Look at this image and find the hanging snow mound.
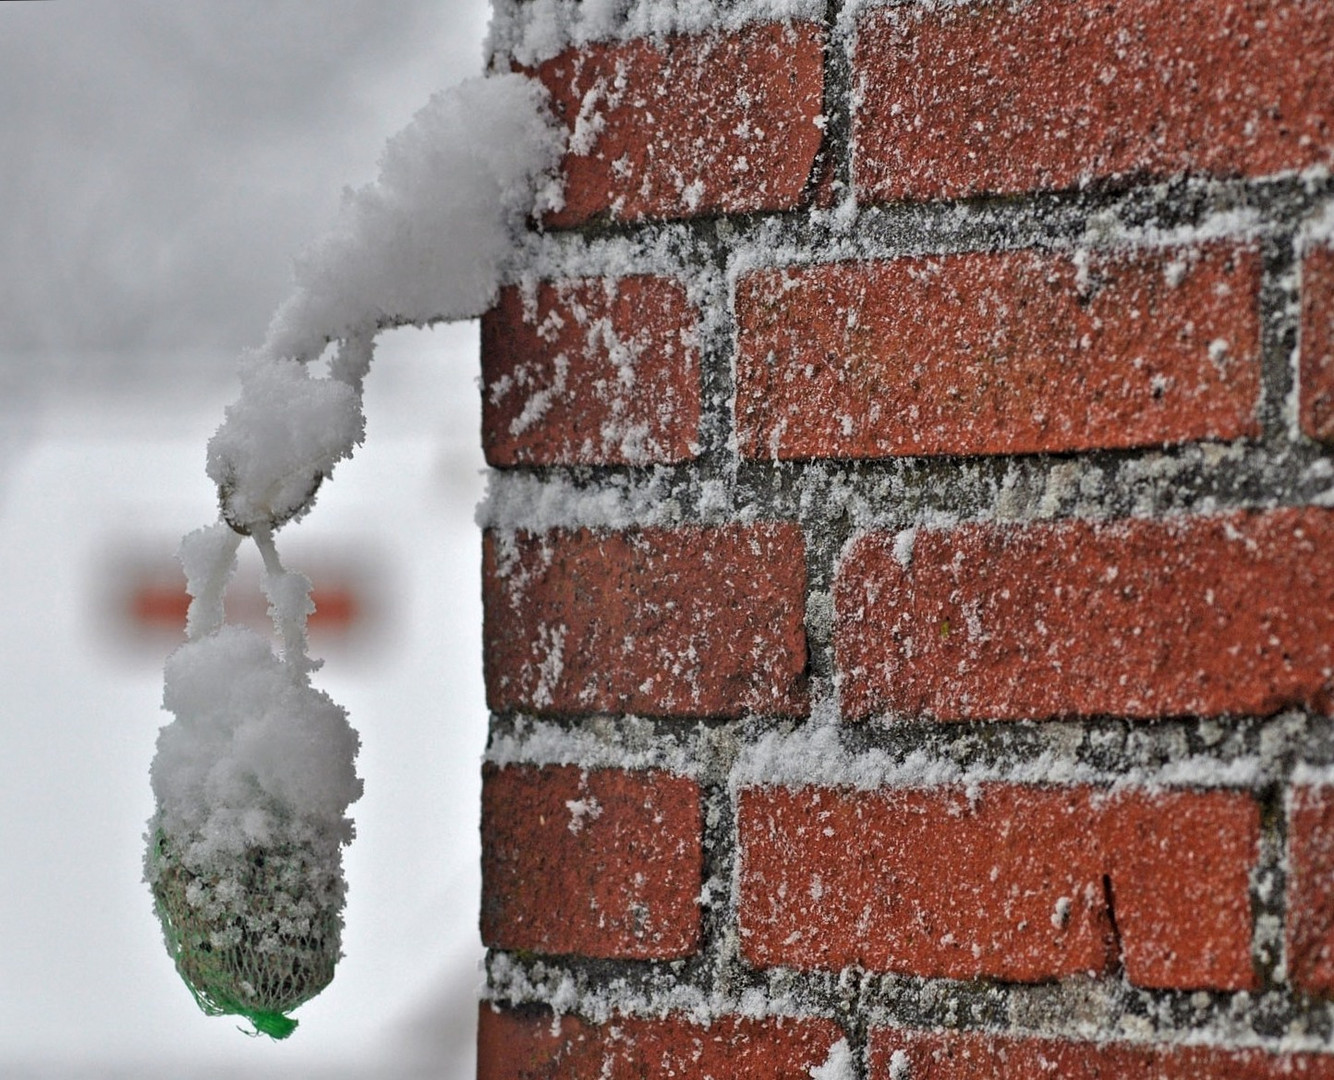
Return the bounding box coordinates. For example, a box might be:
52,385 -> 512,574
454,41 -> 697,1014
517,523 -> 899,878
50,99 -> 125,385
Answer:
207,74 -> 562,535
145,626 -> 362,1037
263,73 -> 566,364
151,627 -> 362,846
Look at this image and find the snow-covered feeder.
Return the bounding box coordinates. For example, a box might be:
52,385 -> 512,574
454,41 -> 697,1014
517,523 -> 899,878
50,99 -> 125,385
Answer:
146,622 -> 362,1038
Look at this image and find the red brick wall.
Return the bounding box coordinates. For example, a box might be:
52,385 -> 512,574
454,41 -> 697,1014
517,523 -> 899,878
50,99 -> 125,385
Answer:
476,0 -> 1334,1075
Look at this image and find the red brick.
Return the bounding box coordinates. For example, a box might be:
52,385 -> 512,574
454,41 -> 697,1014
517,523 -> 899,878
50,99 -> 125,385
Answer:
868,1028 -> 1334,1079
853,0 -> 1334,203
478,1006 -> 844,1080
738,783 -> 1257,990
482,277 -> 701,467
483,524 -> 808,718
1287,785 -> 1334,994
835,509 -> 1334,723
734,245 -> 1261,460
738,784 -> 1113,982
532,22 -> 824,227
480,765 -> 701,959
1101,789 -> 1259,990
1301,245 -> 1334,441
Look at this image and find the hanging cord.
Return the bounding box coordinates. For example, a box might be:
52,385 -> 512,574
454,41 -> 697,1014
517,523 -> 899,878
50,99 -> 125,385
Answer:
180,523 -> 243,642
251,523 -> 319,680
178,517 -> 317,680
189,326 -> 375,669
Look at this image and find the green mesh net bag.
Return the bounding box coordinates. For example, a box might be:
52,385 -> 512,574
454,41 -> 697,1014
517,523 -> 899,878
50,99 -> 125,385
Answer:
147,825 -> 346,1039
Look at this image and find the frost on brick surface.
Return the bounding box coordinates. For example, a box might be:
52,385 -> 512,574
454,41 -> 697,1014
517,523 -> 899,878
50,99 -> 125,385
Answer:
489,0 -> 824,67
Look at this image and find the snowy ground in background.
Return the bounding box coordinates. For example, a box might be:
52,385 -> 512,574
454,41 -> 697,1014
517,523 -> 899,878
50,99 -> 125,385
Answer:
0,324 -> 486,1078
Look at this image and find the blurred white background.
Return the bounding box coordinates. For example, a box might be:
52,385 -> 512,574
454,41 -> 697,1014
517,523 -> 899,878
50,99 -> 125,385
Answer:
1,2 -> 494,1076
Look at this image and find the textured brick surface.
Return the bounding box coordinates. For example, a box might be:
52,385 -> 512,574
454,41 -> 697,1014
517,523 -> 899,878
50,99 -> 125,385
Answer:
738,784 -> 1257,990
482,277 -> 701,466
868,1028 -> 1334,1079
478,1006 -> 845,1080
533,22 -> 824,226
1288,785 -> 1334,994
481,765 -> 701,959
1100,789 -> 1260,990
835,509 -> 1334,722
854,0 -> 1334,203
735,245 -> 1261,459
1302,245 -> 1334,441
483,524 -> 808,718
478,0 -> 1334,1057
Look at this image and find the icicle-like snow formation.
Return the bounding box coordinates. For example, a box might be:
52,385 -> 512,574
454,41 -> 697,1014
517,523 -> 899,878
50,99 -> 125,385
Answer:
145,73 -> 564,1038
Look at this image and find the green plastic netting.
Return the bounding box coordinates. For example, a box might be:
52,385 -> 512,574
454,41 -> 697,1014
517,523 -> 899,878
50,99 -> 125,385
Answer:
148,829 -> 343,1039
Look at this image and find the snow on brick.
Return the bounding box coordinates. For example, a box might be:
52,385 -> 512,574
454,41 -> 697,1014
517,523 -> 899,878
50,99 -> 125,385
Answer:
482,276 -> 701,466
483,524 -> 808,718
868,1028 -> 1334,1080
481,764 -> 701,959
477,1006 -> 844,1079
853,0 -> 1334,203
835,509 -> 1334,723
1302,244 -> 1334,442
734,245 -> 1262,460
1287,785 -> 1334,995
737,783 -> 1258,991
530,22 -> 824,226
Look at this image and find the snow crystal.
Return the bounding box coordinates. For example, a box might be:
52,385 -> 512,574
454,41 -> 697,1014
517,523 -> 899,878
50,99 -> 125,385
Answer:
891,526 -> 916,568
1301,198 -> 1334,247
565,795 -> 604,833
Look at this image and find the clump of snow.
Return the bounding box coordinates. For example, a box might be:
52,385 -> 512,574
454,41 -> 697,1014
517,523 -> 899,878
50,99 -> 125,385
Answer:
1301,198 -> 1334,248
207,350 -> 365,534
264,74 -> 565,362
810,1037 -> 856,1080
209,75 -> 562,536
178,522 -> 242,639
565,794 -> 604,833
891,526 -> 916,568
149,626 -> 362,862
